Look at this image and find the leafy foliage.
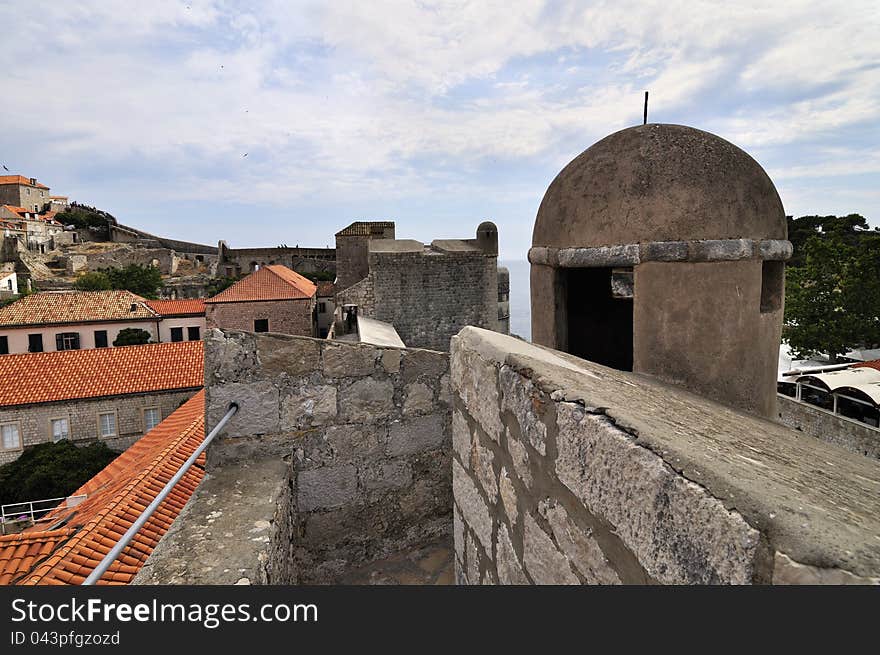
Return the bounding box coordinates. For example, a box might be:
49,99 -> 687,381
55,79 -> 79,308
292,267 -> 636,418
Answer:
112,327 -> 152,346
784,219 -> 880,362
106,264 -> 163,298
0,441 -> 118,507
302,270 -> 335,282
54,204 -> 113,239
73,271 -> 112,291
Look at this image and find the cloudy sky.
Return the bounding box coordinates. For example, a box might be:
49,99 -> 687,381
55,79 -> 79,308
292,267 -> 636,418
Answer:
3,1 -> 878,258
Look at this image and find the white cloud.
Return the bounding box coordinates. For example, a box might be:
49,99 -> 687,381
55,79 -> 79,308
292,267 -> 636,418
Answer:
1,0 -> 878,231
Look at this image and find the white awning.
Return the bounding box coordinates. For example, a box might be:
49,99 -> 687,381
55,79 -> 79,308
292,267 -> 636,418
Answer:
796,367 -> 880,404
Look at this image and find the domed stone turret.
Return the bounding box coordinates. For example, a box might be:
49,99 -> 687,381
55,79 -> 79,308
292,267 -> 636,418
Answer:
529,124 -> 791,418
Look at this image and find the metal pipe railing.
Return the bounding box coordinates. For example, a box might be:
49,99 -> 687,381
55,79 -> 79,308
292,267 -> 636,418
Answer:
82,402 -> 239,585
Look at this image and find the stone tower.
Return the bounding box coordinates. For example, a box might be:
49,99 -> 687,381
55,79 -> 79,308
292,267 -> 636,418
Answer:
529,123 -> 791,417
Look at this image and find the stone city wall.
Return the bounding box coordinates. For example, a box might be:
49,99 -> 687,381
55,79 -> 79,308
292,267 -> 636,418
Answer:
776,394 -> 880,460
450,327 -> 880,584
136,329 -> 452,584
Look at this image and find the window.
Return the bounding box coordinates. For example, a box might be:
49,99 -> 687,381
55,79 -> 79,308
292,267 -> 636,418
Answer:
143,407 -> 161,432
254,319 -> 269,333
50,417 -> 69,442
0,336 -> 7,355
98,412 -> 117,438
55,332 -> 80,351
317,302 -> 327,313
760,260 -> 784,313
94,330 -> 108,348
1,423 -> 21,451
170,327 -> 184,342
28,333 -> 43,353
187,326 -> 201,341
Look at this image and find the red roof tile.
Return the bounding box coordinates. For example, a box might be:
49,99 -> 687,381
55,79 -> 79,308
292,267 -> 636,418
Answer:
0,341 -> 203,407
145,298 -> 206,316
853,360 -> 880,373
0,175 -> 49,189
316,281 -> 335,297
0,290 -> 157,326
0,392 -> 207,585
206,264 -> 316,303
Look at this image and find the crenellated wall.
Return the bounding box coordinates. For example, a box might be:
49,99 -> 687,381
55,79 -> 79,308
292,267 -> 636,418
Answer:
450,327 -> 880,584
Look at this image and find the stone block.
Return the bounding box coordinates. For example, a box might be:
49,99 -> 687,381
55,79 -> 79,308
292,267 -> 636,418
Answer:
257,334 -> 322,378
387,414 -> 447,457
451,346 -> 502,441
499,466 -> 518,525
557,244 -> 640,267
688,238 -> 753,261
506,427 -> 532,488
452,408 -> 471,468
400,349 -> 448,383
208,380 -> 279,438
496,523 -> 529,584
403,381 -> 434,416
500,366 -> 548,455
554,403 -> 760,584
471,441 -> 498,504
205,329 -> 259,385
523,512 -> 580,584
297,464 -> 358,512
640,240 -> 688,262
323,344 -> 377,377
540,500 -> 620,584
771,552 -> 879,585
362,459 -> 413,491
380,349 -> 401,373
280,385 -> 337,429
453,459 -> 492,552
324,424 -> 383,459
338,378 -> 394,423
437,373 -> 452,406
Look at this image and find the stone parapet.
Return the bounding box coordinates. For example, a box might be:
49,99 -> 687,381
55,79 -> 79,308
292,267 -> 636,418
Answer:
450,326 -> 880,584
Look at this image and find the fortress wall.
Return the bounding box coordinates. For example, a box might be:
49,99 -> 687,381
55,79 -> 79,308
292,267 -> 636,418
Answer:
450,327 -> 880,584
776,394 -> 880,460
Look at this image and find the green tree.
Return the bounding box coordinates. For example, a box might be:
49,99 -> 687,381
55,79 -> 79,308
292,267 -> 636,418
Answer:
106,264 -> 163,298
205,276 -> 238,297
784,234 -> 880,362
73,271 -> 112,291
112,327 -> 152,346
0,441 -> 118,507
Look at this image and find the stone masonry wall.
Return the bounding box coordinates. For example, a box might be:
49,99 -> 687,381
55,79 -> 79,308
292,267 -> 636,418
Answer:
365,250 -> 498,351
190,329 -> 452,583
777,394 -> 880,460
205,298 -> 315,337
0,389 -> 198,465
450,327 -> 880,584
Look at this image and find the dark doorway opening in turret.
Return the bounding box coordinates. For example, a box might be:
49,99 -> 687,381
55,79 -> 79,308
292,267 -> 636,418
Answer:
563,267 -> 633,371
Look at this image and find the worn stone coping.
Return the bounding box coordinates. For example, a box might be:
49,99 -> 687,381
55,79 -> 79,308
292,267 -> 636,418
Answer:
528,239 -> 792,267
454,327 -> 880,578
368,238 -> 424,253
356,315 -> 406,348
430,239 -> 482,253
133,458 -> 289,585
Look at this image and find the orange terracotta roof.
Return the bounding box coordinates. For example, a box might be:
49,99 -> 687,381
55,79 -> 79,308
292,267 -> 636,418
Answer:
335,221 -> 394,237
0,530 -> 73,585
0,392 -> 206,585
1,205 -> 28,218
0,341 -> 203,407
206,264 -> 316,303
316,281 -> 335,297
853,360 -> 880,373
145,298 -> 206,316
0,290 -> 157,326
0,175 -> 49,189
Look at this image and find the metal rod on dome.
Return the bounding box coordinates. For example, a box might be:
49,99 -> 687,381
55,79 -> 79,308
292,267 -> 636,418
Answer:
643,91 -> 649,125
82,402 -> 239,585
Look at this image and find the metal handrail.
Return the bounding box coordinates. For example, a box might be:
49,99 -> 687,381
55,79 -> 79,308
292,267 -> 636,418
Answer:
82,402 -> 239,585
1,494 -> 87,523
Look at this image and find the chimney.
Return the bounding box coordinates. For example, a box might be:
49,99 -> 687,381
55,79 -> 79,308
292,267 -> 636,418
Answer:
29,178 -> 37,186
